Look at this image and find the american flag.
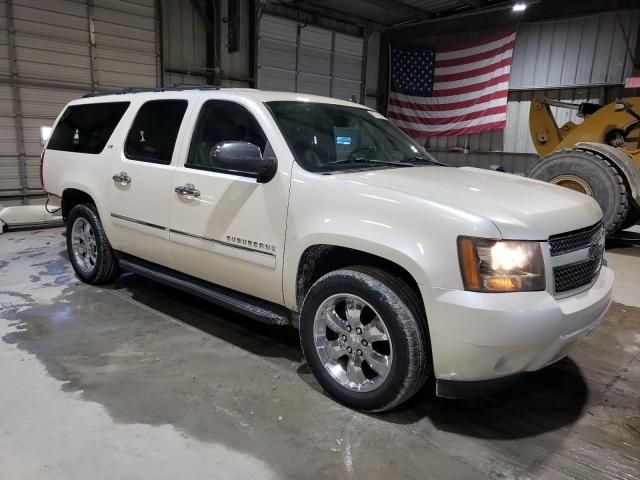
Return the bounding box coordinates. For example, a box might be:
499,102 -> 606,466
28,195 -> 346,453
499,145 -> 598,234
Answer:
387,30 -> 516,137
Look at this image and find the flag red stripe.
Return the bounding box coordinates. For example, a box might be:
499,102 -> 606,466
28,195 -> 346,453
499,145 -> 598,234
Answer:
400,121 -> 508,138
434,57 -> 513,82
387,105 -> 507,126
432,73 -> 511,97
435,41 -> 515,69
389,90 -> 508,112
436,30 -> 515,54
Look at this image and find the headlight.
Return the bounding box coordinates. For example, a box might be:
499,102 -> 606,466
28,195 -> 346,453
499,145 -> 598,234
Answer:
458,237 -> 545,292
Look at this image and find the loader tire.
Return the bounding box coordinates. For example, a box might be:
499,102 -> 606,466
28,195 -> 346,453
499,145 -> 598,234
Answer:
620,207 -> 640,231
528,149 -> 629,235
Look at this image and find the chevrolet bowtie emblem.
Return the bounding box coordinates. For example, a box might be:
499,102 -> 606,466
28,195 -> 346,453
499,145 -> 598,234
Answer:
589,240 -> 603,260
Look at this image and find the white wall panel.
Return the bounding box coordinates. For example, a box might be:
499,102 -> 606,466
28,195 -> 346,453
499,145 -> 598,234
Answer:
258,13 -> 363,101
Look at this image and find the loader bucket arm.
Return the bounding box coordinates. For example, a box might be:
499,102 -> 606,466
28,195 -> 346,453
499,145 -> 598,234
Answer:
529,97 -> 566,157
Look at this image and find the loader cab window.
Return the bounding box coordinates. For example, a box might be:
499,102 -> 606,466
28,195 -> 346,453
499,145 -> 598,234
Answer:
125,100 -> 188,165
186,100 -> 267,171
47,102 -> 130,154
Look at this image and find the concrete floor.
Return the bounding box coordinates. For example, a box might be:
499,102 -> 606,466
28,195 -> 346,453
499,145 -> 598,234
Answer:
1,227 -> 639,480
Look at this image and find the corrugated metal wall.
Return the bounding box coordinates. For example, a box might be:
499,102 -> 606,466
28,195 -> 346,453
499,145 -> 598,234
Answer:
421,8 -> 640,171
162,0 -> 207,85
509,11 -> 639,88
257,13 -> 363,102
218,0 -> 252,87
162,0 -> 252,87
0,0 -> 159,203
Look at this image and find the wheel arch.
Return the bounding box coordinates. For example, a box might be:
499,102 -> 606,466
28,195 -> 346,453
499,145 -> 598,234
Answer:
61,188 -> 96,221
294,244 -> 426,320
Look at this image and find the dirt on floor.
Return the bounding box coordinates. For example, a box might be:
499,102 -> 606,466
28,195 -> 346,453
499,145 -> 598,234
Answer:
0,228 -> 639,480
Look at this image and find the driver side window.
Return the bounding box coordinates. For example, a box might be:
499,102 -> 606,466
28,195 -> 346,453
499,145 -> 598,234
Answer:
186,100 -> 267,171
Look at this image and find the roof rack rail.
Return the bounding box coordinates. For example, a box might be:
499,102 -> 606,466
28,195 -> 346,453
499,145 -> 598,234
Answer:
83,84 -> 220,98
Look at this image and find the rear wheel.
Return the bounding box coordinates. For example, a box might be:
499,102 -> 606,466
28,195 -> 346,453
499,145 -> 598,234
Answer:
528,149 -> 629,235
66,204 -> 119,284
299,266 -> 430,412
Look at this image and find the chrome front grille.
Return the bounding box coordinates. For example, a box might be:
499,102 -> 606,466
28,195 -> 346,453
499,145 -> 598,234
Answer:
548,221 -> 603,257
553,258 -> 602,293
549,220 -> 605,294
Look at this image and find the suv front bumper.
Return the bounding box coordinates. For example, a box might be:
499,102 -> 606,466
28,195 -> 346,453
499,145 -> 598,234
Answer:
421,263 -> 614,386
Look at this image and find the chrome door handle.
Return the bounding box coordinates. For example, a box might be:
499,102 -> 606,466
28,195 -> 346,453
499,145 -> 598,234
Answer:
175,183 -> 200,199
112,171 -> 131,185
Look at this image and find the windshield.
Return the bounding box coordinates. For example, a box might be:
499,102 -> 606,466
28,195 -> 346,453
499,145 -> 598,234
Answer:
267,101 -> 442,173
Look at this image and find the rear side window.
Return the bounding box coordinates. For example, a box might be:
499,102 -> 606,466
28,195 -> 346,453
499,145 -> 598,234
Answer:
125,100 -> 188,165
47,102 -> 129,154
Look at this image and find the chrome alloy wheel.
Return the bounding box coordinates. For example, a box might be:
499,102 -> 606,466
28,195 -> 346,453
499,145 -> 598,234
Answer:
313,294 -> 393,392
71,217 -> 97,274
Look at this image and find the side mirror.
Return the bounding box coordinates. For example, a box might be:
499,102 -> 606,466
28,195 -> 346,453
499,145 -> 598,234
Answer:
210,141 -> 276,183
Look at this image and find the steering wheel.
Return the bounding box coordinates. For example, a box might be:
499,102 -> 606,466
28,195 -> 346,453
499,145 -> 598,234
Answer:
347,146 -> 376,161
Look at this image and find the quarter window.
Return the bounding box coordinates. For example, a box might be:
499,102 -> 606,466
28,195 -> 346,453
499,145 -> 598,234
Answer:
125,100 -> 188,164
186,100 -> 267,171
47,102 -> 129,154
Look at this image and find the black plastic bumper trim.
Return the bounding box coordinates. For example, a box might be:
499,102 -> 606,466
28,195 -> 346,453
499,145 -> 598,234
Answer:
435,373 -> 526,399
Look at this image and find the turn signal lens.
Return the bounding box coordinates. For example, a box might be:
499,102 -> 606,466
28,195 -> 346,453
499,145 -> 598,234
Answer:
458,237 -> 545,292
486,276 -> 516,291
459,238 -> 480,290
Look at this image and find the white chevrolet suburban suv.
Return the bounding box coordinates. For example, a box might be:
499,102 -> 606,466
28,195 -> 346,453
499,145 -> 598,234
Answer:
43,86 -> 614,412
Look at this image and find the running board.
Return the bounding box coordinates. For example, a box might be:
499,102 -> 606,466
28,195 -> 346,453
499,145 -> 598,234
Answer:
118,254 -> 291,326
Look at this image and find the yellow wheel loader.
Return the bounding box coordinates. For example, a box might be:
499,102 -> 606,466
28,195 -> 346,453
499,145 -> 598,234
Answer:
527,96 -> 640,235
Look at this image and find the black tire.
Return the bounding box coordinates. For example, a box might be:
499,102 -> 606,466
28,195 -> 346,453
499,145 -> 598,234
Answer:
528,149 -> 629,235
66,204 -> 119,284
620,206 -> 640,231
299,266 -> 430,412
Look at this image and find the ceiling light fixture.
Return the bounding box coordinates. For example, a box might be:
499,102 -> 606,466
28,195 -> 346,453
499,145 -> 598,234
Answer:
513,3 -> 527,12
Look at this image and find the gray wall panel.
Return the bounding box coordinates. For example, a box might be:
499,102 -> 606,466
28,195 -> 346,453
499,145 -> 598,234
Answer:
1,0 -> 159,201
258,68 -> 296,91
260,39 -> 296,70
509,10 -> 639,89
258,13 -> 363,99
162,0 -> 206,84
298,73 -> 331,96
332,78 -> 361,102
218,0 -> 252,87
298,47 -> 332,76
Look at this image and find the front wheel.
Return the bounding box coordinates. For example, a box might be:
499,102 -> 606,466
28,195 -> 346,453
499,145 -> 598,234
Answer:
299,267 -> 431,412
66,204 -> 119,284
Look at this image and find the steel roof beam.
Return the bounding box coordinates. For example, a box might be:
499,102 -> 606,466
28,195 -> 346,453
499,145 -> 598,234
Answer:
350,0 -> 433,20
273,1 -> 387,30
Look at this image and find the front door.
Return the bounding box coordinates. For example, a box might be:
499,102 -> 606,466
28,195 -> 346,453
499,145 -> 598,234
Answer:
169,99 -> 290,304
109,98 -> 189,266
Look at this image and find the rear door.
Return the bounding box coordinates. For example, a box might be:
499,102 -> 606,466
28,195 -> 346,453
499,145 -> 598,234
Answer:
108,98 -> 191,266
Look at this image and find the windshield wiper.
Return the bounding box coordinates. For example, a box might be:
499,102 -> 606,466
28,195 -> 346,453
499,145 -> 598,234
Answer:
400,155 -> 447,166
324,158 -> 415,168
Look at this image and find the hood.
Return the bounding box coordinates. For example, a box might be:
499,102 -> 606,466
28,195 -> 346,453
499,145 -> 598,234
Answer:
337,166 -> 602,239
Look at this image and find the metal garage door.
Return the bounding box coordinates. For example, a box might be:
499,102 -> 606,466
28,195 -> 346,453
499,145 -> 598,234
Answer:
257,14 -> 363,102
0,0 -> 159,203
